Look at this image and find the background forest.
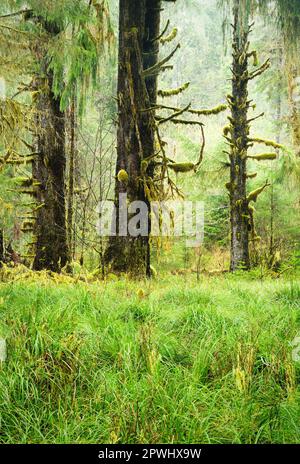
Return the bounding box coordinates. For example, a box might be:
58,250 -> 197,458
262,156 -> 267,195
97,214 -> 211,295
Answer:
0,0 -> 299,446
0,0 -> 299,276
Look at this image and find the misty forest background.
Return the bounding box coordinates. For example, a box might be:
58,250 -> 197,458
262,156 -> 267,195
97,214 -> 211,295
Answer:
0,0 -> 300,445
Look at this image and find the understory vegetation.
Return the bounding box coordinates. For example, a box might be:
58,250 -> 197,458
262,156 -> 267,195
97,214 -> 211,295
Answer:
0,271 -> 299,444
0,0 -> 300,446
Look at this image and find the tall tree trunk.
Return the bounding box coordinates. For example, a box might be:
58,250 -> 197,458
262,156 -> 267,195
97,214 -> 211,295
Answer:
32,21 -> 69,272
67,90 -> 77,261
270,48 -> 283,259
228,2 -> 251,271
105,0 -> 160,277
286,60 -> 300,157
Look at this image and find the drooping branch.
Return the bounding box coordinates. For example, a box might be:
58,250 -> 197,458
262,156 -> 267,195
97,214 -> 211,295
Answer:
247,153 -> 277,161
151,19 -> 170,43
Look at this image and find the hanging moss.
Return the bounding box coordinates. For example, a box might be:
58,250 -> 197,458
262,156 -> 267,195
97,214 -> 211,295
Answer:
158,82 -> 190,98
117,169 -> 129,183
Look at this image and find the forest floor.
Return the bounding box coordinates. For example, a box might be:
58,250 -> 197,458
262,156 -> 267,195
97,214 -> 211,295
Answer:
0,272 -> 299,444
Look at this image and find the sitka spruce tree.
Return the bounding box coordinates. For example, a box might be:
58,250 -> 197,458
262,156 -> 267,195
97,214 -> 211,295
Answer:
31,19 -> 69,272
225,0 -> 284,271
105,0 -> 164,278
0,1 -> 111,272
106,0 -> 226,278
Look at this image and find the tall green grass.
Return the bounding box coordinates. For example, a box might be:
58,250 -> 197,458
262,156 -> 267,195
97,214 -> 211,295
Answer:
0,275 -> 299,443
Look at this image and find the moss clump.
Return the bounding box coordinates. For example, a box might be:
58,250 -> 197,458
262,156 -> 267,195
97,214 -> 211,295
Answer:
246,172 -> 258,179
137,288 -> 145,299
248,153 -> 277,161
247,183 -> 270,203
161,28 -> 178,45
117,169 -> 129,183
141,160 -> 148,175
168,162 -> 195,173
223,126 -> 231,136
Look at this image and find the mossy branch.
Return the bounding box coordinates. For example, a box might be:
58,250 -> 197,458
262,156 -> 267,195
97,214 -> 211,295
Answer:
247,153 -> 277,161
189,104 -> 227,116
158,82 -> 189,98
166,118 -> 204,126
249,137 -> 285,150
150,103 -> 226,116
161,28 -> 178,45
151,19 -> 170,43
168,162 -> 196,173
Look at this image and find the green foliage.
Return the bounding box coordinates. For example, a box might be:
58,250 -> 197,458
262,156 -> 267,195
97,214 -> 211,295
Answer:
0,276 -> 299,443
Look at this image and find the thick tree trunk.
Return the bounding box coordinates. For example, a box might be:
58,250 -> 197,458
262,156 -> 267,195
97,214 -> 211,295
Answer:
105,0 -> 160,277
32,21 -> 69,272
229,2 -> 251,271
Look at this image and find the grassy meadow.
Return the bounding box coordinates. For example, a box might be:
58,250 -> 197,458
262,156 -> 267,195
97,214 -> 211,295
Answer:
0,270 -> 299,444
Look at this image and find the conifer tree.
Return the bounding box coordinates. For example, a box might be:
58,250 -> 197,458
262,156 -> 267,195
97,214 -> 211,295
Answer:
105,0 -> 227,277
225,0 -> 283,271
0,0 -> 112,271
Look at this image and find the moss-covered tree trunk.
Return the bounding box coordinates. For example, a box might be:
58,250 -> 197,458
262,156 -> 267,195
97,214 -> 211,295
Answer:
228,2 -> 251,271
32,22 -> 69,272
286,61 -> 300,157
67,91 -> 77,261
105,0 -> 160,277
